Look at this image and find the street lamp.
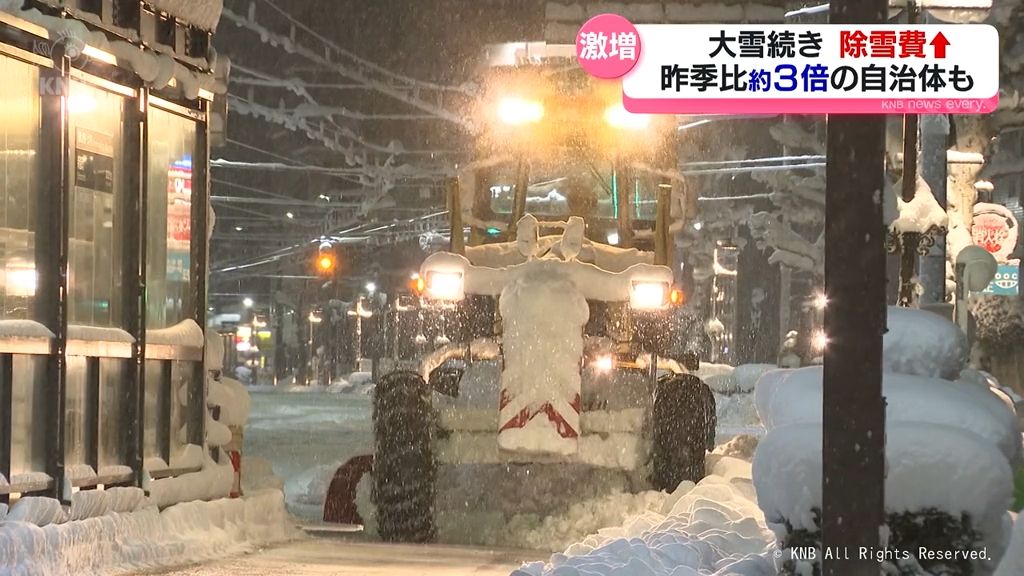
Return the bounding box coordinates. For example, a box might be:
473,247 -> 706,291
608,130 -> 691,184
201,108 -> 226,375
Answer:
366,282 -> 377,295
242,297 -> 254,308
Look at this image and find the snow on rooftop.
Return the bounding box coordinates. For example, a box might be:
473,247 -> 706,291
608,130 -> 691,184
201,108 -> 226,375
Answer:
891,175 -> 949,235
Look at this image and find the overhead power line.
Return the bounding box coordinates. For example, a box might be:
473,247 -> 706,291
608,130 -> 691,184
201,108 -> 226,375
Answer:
222,4 -> 472,128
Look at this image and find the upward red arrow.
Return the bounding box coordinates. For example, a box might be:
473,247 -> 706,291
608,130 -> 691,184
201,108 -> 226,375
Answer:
931,32 -> 950,58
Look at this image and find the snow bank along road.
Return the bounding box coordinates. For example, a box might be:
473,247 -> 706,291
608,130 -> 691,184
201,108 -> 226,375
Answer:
148,537 -> 538,576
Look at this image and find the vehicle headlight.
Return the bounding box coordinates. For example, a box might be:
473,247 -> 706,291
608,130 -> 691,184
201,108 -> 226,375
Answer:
591,354 -> 615,372
604,103 -> 650,131
498,97 -> 544,125
425,271 -> 465,301
630,281 -> 670,310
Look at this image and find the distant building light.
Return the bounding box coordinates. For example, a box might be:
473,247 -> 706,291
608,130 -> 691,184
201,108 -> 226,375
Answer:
812,330 -> 829,352
813,292 -> 828,310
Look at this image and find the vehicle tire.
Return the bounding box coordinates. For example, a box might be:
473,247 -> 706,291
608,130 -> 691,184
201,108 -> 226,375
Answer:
372,370 -> 436,542
651,374 -> 716,492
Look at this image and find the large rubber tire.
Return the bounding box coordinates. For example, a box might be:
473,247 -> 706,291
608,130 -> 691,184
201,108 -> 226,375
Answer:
372,371 -> 436,542
651,374 -> 717,492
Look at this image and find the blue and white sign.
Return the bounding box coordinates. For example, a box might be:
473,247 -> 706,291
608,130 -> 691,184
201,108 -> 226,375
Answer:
982,263 -> 1020,296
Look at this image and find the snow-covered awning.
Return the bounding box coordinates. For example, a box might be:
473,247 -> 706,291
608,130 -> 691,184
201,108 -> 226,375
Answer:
34,0 -> 223,31
147,0 -> 223,32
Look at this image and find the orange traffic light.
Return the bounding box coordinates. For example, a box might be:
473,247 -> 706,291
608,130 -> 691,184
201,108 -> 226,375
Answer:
669,288 -> 685,306
410,275 -> 425,296
315,248 -> 337,275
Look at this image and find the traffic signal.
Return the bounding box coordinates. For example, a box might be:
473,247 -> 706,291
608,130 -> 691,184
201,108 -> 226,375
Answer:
315,242 -> 337,276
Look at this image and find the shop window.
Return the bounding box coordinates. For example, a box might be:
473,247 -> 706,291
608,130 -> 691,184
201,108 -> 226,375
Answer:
143,360 -> 168,462
64,356 -> 93,468
0,55 -> 41,320
9,355 -> 48,477
143,359 -> 195,465
98,359 -> 129,470
146,108 -> 196,329
67,81 -> 126,328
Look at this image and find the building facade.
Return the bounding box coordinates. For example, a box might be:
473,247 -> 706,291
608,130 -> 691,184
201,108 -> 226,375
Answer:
0,0 -> 220,502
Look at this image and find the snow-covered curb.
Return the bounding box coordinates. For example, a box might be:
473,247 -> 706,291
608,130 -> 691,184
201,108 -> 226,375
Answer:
0,489 -> 298,576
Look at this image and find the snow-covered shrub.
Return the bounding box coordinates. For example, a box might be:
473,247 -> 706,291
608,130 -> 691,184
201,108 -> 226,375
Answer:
884,306 -> 968,379
970,295 -> 1024,357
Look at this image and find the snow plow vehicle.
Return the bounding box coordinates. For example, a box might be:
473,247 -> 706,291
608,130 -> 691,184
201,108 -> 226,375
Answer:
357,44 -> 715,543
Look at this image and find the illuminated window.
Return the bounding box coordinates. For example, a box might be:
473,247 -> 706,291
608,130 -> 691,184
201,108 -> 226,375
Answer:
67,80 -> 126,327
0,55 -> 41,319
146,108 -> 196,329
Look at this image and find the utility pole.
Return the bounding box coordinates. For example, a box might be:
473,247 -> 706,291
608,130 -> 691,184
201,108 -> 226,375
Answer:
919,111 -> 951,304
823,0 -> 888,573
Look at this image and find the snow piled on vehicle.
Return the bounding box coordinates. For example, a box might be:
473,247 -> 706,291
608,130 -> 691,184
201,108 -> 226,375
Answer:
498,263 -> 589,456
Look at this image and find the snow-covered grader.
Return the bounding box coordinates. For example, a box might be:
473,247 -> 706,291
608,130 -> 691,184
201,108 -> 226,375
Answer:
334,44 -> 716,543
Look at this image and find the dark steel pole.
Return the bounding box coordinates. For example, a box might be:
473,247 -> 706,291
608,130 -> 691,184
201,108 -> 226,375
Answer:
37,48 -> 69,500
187,104 -> 211,447
824,0 -> 889,573
127,88 -> 148,487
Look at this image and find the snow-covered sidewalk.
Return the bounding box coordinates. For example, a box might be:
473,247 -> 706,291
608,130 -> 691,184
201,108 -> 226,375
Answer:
0,489 -> 297,576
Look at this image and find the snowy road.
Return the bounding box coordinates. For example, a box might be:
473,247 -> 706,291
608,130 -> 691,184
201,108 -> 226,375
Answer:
150,538 -> 537,576
245,390 -> 374,520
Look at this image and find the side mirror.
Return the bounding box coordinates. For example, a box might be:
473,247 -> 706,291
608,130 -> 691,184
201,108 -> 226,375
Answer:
429,365 -> 463,397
